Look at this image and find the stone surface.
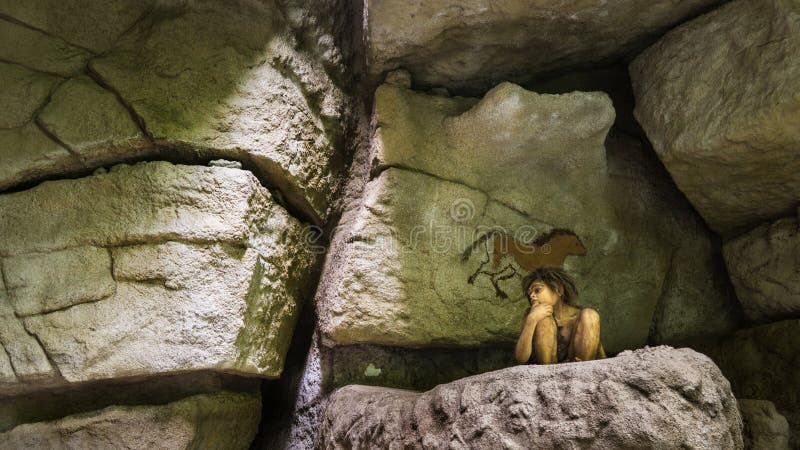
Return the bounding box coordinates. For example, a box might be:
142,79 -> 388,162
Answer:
0,161 -> 318,394
0,371 -> 259,433
316,83 -> 738,352
723,214 -> 800,324
364,0 -> 722,94
320,346 -> 743,449
739,399 -> 791,450
38,75 -> 146,164
694,320 -> 800,448
630,0 -> 800,236
0,0 -> 350,225
0,19 -> 91,76
0,391 -> 261,450
89,0 -> 348,223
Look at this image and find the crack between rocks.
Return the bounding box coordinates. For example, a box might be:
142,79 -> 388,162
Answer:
0,57 -> 69,78
17,293 -> 114,319
21,321 -> 65,381
371,163 -> 531,219
647,247 -> 679,345
0,13 -> 98,56
85,64 -> 153,140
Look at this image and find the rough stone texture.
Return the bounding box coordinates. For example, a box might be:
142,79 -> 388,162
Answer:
0,161 -> 318,394
630,0 -> 800,236
364,0 -> 722,94
320,346 -> 743,449
316,83 -> 738,352
694,320 -> 800,448
0,19 -> 91,77
739,399 -> 791,450
38,76 -> 146,163
723,214 -> 800,324
0,0 -> 350,225
0,391 -> 261,450
0,371 -> 259,433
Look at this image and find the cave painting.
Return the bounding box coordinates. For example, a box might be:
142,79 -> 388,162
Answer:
461,229 -> 587,298
514,267 -> 606,365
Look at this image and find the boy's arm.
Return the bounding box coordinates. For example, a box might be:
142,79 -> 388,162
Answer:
514,313 -> 537,364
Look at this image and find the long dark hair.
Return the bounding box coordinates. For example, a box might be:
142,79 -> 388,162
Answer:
521,267 -> 579,305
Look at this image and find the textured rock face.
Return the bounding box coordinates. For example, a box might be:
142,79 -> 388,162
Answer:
739,399 -> 791,450
630,0 -> 800,236
695,320 -> 800,447
316,83 -> 737,352
320,347 -> 743,449
0,391 -> 261,450
723,214 -> 800,324
0,0 -> 349,224
0,161 -> 318,394
364,0 -> 722,94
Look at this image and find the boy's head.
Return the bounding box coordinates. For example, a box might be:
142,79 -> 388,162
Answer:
521,267 -> 578,305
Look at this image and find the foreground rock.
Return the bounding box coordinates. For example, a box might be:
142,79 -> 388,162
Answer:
320,347 -> 743,449
739,399 -> 790,450
723,213 -> 800,323
0,391 -> 260,450
630,0 -> 800,236
694,320 -> 800,447
364,0 -> 722,94
0,161 -> 318,394
0,0 -> 350,224
316,83 -> 737,352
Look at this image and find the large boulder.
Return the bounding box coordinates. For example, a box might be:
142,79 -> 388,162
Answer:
316,83 -> 738,352
364,0 -> 722,94
738,399 -> 791,450
694,320 -> 800,448
723,213 -> 800,324
0,391 -> 260,450
320,346 -> 743,449
0,0 -> 349,224
630,0 -> 800,236
0,161 -> 318,395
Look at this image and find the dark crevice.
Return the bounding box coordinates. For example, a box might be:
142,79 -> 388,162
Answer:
0,57 -> 70,78
85,64 -> 153,140
15,294 -> 114,319
0,370 -> 260,432
0,13 -> 97,55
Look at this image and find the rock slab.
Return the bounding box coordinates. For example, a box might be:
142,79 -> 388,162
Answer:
320,346 -> 743,449
0,391 -> 260,450
723,213 -> 800,324
630,0 -> 800,236
316,83 -> 736,352
739,399 -> 790,450
0,161 -> 318,394
364,0 -> 722,94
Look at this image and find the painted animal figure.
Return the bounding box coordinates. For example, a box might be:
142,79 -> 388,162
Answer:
490,229 -> 587,271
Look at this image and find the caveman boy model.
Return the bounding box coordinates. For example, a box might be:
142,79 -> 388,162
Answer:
515,267 -> 606,364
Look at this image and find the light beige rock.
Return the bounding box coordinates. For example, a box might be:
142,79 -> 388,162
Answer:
4,246 -> 115,317
0,162 -> 318,393
0,391 -> 261,450
364,0 -> 723,94
89,0 -> 347,223
0,277 -> 55,382
38,76 -> 146,164
630,0 -> 800,236
723,214 -> 800,323
739,399 -> 791,450
321,347 -> 743,449
0,20 -> 90,76
695,320 -> 800,447
316,84 -> 737,352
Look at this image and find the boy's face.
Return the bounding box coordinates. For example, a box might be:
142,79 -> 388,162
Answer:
527,279 -> 561,306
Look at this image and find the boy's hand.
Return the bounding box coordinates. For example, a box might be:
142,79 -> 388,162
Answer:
526,303 -> 553,324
